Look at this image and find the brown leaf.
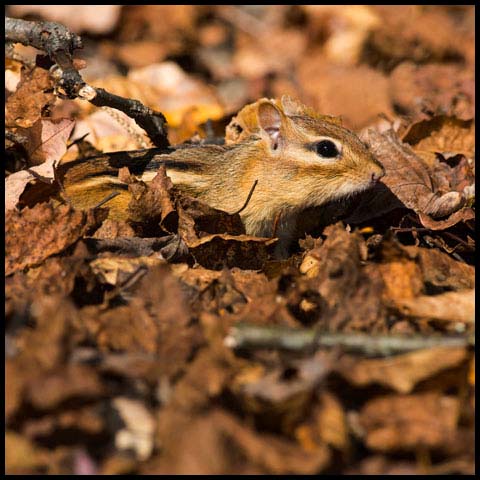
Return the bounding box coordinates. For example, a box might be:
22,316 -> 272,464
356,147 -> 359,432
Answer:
336,347 -> 469,393
378,260 -> 423,302
299,223 -> 386,332
295,391 -> 349,452
188,234 -> 277,270
5,362 -> 25,421
402,116 -> 474,159
297,60 -> 392,130
5,166 -> 57,213
404,245 -> 475,291
25,364 -> 105,411
390,62 -> 475,121
365,7 -> 468,69
92,218 -> 136,239
90,266 -> 200,379
177,195 -> 245,244
148,408 -> 330,474
127,166 -> 178,234
5,202 -> 106,276
5,67 -> 55,128
363,128 -> 466,222
231,353 -> 332,432
418,207 -> 475,230
5,431 -> 50,474
4,118 -> 74,211
9,5 -> 122,34
396,289 -> 474,324
19,118 -> 75,167
90,256 -> 165,286
13,296 -> 80,375
359,393 -> 460,452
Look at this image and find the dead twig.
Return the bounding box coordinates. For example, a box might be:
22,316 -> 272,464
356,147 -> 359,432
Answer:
224,323 -> 474,356
5,16 -> 169,149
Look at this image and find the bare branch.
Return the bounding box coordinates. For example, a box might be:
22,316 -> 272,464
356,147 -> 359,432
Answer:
224,323 -> 474,356
5,16 -> 169,149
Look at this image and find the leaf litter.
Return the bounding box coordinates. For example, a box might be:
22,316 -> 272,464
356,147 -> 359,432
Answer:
4,5 -> 475,475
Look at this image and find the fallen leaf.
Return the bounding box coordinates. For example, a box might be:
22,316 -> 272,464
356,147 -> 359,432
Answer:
297,60 -> 392,130
19,118 -> 75,167
128,167 -> 178,234
25,364 -> 105,411
336,346 -> 469,393
402,116 -> 474,159
390,62 -> 475,120
92,218 -> 136,239
396,289 -> 474,324
148,407 -> 331,474
10,5 -> 122,34
5,202 -> 107,276
403,246 -> 475,291
231,353 -> 331,432
365,6 -> 467,70
359,393 -> 460,452
363,128 -> 467,222
417,208 -> 475,230
5,431 -> 49,474
112,397 -> 155,461
177,195 -> 245,243
72,109 -> 148,152
188,234 -> 277,270
90,256 -> 165,286
295,391 -> 348,452
5,67 -> 55,129
298,223 -> 385,332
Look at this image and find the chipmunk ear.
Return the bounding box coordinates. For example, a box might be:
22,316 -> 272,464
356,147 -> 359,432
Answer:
257,100 -> 284,150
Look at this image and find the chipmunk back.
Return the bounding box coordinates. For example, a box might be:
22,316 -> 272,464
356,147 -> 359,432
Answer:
61,96 -> 384,252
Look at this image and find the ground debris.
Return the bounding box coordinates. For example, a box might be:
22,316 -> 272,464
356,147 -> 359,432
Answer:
4,5 -> 475,475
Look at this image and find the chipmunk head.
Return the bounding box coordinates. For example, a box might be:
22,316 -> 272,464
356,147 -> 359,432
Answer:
228,96 -> 385,208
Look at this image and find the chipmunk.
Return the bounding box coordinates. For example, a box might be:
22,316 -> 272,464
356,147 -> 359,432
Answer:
60,96 -> 384,255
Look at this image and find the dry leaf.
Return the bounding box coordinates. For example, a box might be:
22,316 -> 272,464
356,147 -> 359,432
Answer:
5,67 -> 55,129
363,128 -> 467,223
149,407 -> 331,474
5,431 -> 49,473
10,5 -> 122,34
188,234 -> 277,270
128,167 -> 178,233
390,62 -> 475,121
90,256 -> 165,286
396,289 -> 474,324
112,397 -> 155,461
336,347 -> 469,393
402,116 -> 474,159
20,118 -> 75,166
359,393 -> 460,452
5,202 -> 106,276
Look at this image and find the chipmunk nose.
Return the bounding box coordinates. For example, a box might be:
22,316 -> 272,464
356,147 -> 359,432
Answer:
371,165 -> 385,183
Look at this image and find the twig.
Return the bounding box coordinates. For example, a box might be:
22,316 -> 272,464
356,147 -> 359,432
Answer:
5,16 -> 169,149
442,231 -> 474,251
391,226 -> 431,233
224,323 -> 474,356
230,179 -> 258,215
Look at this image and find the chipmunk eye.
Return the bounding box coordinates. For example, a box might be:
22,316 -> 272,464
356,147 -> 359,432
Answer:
315,140 -> 339,158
